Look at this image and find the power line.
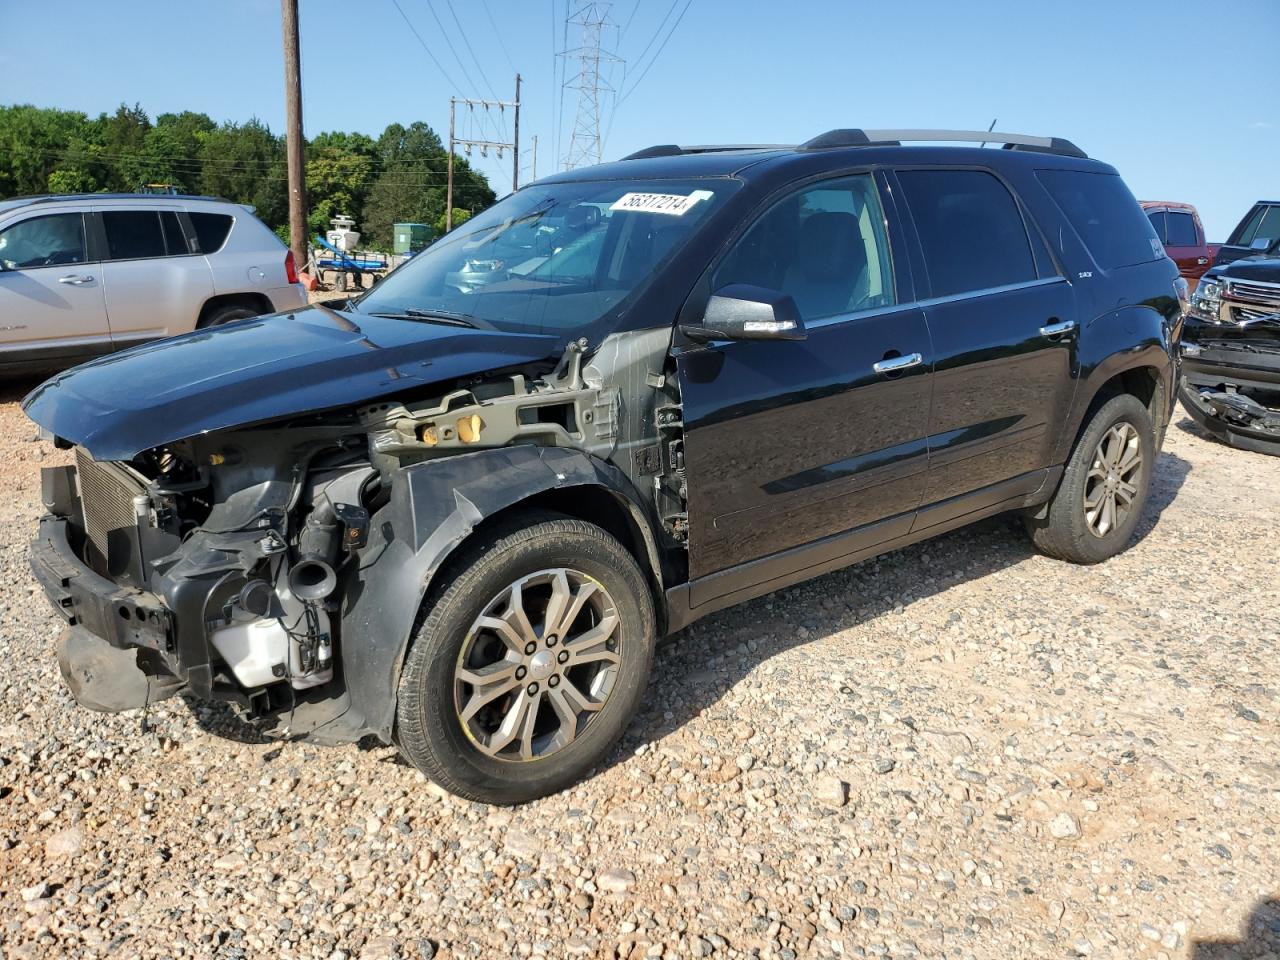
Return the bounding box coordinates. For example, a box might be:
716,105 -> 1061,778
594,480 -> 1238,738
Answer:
480,0 -> 518,74
625,0 -> 679,75
421,0 -> 484,100
618,0 -> 639,42
443,0 -> 501,103
616,0 -> 690,108
389,0 -> 464,91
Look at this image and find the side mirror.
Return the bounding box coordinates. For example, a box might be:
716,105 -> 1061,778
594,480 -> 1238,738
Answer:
1251,237 -> 1272,251
680,284 -> 806,343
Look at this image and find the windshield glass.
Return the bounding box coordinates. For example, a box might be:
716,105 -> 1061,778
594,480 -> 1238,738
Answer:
356,178 -> 736,338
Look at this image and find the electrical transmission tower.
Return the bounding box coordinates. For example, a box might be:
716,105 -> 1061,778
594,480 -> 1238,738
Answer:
560,2 -> 621,170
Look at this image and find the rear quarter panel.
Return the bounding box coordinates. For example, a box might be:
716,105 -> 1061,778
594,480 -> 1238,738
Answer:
199,208 -> 291,298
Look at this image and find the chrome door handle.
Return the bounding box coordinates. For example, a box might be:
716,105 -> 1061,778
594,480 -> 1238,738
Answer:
58,274 -> 94,285
1040,319 -> 1076,338
1197,257 -> 1209,265
872,352 -> 923,375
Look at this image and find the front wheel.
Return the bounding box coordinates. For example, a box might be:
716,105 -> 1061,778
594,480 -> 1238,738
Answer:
1024,393 -> 1155,564
395,515 -> 656,804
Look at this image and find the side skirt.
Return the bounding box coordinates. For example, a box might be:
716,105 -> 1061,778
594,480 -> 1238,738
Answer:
664,466 -> 1061,635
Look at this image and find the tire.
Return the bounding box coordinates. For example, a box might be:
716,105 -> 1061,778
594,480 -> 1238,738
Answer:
200,302 -> 261,328
1024,393 -> 1155,564
395,515 -> 656,804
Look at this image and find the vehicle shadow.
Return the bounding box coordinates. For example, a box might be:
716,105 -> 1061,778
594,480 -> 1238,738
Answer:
1191,898 -> 1280,958
601,447 -> 1192,774
0,375 -> 45,405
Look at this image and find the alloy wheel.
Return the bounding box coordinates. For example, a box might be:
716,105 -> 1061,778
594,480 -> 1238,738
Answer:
453,568 -> 621,761
1083,421 -> 1142,538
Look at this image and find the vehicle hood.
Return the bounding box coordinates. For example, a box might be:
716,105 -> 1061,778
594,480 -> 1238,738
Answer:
1220,255 -> 1280,284
23,305 -> 560,460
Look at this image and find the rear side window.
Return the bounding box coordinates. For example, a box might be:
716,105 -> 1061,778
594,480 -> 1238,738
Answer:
160,211 -> 192,256
189,213 -> 234,253
896,169 -> 1037,298
1165,212 -> 1198,246
102,211 -> 166,260
1146,211 -> 1166,242
1037,170 -> 1161,269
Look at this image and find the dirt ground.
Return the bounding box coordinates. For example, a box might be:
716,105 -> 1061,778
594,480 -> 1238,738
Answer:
0,373 -> 1277,960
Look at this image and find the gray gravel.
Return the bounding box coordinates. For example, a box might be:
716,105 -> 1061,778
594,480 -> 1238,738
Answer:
2,379 -> 1279,960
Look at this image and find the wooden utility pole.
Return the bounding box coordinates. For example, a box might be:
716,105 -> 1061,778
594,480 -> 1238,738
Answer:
446,98 -> 456,234
512,73 -> 521,192
281,0 -> 307,270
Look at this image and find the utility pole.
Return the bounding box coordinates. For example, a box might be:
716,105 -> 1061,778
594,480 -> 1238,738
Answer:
280,0 -> 307,270
561,2 -> 621,170
512,73 -> 521,192
531,135 -> 538,181
446,77 -> 522,232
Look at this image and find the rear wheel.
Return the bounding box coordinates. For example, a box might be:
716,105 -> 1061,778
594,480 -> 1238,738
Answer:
395,515 -> 656,804
200,302 -> 261,327
1024,393 -> 1154,564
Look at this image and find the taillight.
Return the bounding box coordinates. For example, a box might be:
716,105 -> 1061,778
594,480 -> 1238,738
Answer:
285,249 -> 299,285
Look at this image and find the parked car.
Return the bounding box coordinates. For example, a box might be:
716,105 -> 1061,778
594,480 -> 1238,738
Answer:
0,194 -> 306,373
1210,199 -> 1280,268
26,129 -> 1183,804
1140,200 -> 1219,292
1180,243 -> 1280,455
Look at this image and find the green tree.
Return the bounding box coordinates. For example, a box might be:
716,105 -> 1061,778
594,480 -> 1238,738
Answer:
198,119 -> 287,228
0,104 -> 95,196
305,131 -> 377,235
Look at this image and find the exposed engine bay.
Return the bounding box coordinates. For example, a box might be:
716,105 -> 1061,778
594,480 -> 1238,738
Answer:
35,331 -> 687,738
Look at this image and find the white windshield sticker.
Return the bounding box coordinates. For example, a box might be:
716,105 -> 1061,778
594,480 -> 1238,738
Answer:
610,190 -> 713,216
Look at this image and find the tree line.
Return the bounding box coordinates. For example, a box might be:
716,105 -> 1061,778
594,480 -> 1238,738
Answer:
0,103 -> 497,251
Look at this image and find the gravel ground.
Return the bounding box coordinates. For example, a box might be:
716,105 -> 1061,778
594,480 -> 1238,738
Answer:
1,378 -> 1278,960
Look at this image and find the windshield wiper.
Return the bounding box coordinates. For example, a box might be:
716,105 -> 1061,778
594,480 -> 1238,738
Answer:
367,308 -> 477,328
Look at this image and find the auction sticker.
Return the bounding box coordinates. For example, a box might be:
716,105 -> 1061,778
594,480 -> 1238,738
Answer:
610,190 -> 713,216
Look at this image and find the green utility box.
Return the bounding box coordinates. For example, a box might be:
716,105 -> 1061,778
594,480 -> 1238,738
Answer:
393,222 -> 433,254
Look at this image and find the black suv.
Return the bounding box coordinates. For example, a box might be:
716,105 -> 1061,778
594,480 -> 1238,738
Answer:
26,129 -> 1183,804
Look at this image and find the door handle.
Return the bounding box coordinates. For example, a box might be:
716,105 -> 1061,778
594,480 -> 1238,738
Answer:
1197,257 -> 1209,265
58,274 -> 94,285
1039,319 -> 1076,339
872,352 -> 923,375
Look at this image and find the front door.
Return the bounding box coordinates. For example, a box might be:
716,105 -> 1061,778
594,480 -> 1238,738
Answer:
891,167 -> 1079,516
0,211 -> 111,368
676,173 -> 932,592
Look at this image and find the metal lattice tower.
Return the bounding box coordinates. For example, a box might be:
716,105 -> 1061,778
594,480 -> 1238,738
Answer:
560,2 -> 621,170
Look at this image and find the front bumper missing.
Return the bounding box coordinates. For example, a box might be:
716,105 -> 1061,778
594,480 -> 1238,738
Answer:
1178,343 -> 1280,455
30,516 -> 174,653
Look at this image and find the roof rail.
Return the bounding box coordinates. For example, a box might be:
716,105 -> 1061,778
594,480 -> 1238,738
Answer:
620,144 -> 789,161
799,128 -> 1087,159
6,192 -> 235,205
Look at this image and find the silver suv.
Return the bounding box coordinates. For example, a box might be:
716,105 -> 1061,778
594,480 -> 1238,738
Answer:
0,194 -> 306,373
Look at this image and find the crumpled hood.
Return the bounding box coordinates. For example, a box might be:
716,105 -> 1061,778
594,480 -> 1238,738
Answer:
23,305 -> 560,460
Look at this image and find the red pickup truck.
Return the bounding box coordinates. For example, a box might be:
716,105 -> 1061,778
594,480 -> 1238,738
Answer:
1140,200 -> 1220,292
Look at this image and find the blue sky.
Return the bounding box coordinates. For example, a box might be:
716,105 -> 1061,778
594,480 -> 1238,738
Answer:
3,0 -> 1276,237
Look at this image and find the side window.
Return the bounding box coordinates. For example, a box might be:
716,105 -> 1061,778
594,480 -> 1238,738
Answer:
1146,210 -> 1167,242
188,213 -> 234,254
1231,205 -> 1266,245
713,174 -> 895,321
1037,169 -> 1161,270
0,213 -> 87,269
896,169 -> 1037,298
1165,212 -> 1198,247
102,211 -> 166,261
1242,205 -> 1280,248
160,211 -> 193,256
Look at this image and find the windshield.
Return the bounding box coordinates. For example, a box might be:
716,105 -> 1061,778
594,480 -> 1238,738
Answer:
355,178 -> 737,339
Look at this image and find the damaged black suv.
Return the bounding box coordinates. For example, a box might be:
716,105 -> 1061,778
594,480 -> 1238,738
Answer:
26,129 -> 1183,803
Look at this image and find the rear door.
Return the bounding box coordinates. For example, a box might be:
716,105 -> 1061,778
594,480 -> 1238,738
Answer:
0,210 -> 111,367
891,167 -> 1079,518
676,171 -> 933,590
1163,209 -> 1210,289
94,207 -> 213,346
